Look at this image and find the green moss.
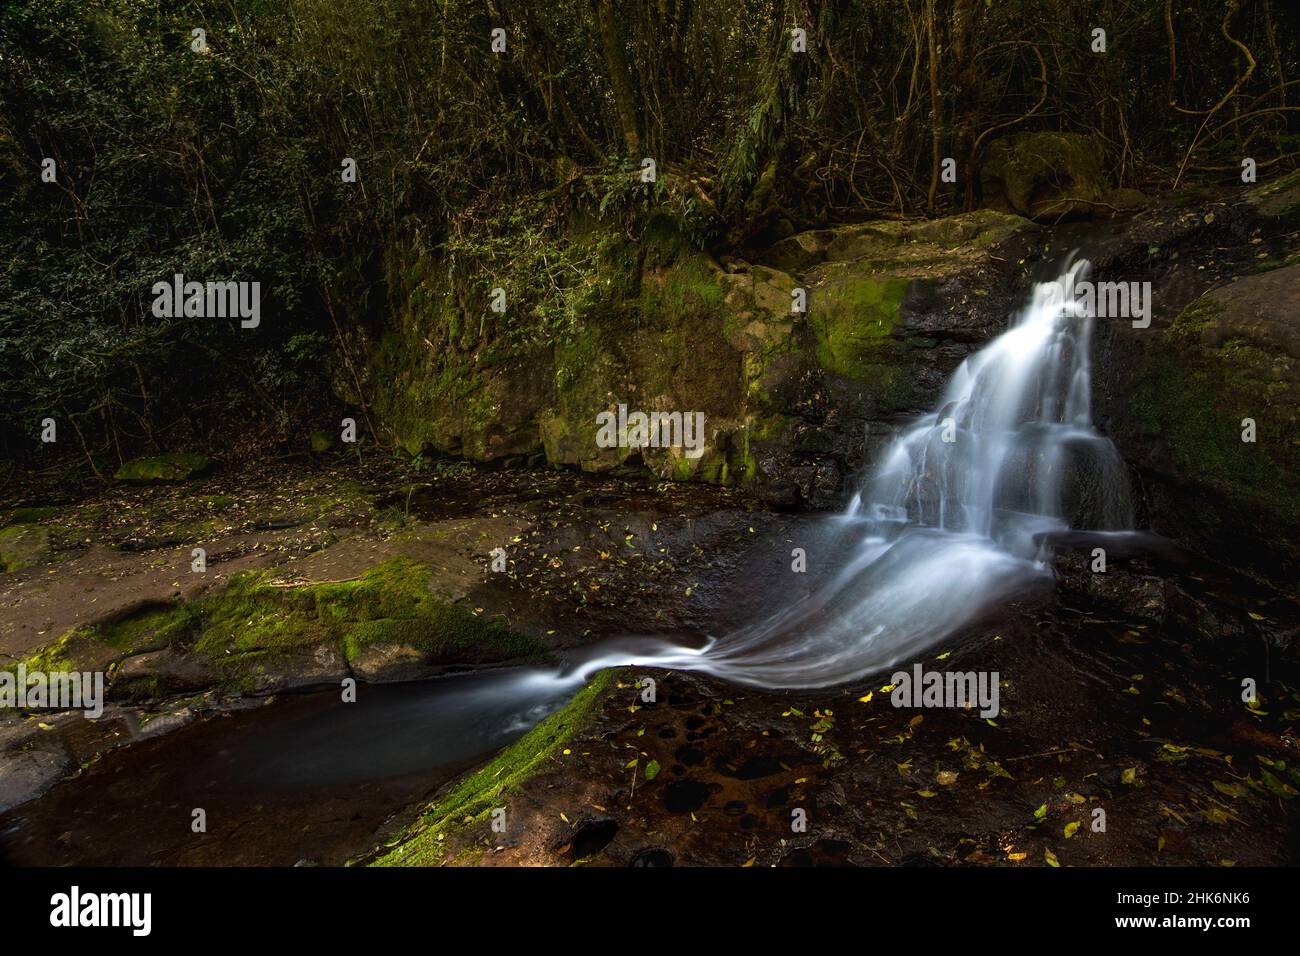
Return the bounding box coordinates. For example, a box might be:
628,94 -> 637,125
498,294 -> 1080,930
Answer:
113,453 -> 210,482
11,627 -> 84,674
101,604 -> 197,652
809,276 -> 908,377
9,558 -> 544,703
806,276 -> 913,412
640,213 -> 696,270
1,506 -> 59,526
373,669 -> 617,867
1125,298 -> 1298,524
640,254 -> 725,327
195,558 -> 543,677
3,605 -> 196,704
554,324 -> 601,394
0,524 -> 50,571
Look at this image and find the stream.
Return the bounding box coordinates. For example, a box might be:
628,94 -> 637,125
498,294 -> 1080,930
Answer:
2,256 -> 1292,866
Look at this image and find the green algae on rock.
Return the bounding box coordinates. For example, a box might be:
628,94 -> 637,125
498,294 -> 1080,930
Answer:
980,132 -> 1109,221
372,668 -> 617,867
1112,263 -> 1300,570
0,524 -> 51,572
114,453 -> 211,483
6,558 -> 546,705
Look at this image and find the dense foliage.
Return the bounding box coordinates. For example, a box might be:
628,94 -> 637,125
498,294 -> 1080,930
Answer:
2,0 -> 1296,473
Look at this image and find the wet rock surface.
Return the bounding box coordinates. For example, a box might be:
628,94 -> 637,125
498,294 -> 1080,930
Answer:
420,552 -> 1299,867
2,459 -> 1297,867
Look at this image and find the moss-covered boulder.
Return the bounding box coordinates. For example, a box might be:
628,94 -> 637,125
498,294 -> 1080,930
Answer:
1112,263 -> 1300,570
114,453 -> 210,483
1245,168 -> 1300,220
981,132 -> 1109,221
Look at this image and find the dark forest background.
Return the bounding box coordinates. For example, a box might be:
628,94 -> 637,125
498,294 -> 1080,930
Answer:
2,0 -> 1297,479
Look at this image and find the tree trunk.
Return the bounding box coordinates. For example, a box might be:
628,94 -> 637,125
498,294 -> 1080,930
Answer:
594,0 -> 642,155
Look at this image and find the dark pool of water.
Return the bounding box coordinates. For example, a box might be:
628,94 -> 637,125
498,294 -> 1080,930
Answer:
0,667 -> 577,866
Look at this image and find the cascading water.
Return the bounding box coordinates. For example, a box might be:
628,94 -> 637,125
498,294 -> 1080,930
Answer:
553,256 -> 1136,690
852,255 -> 1132,547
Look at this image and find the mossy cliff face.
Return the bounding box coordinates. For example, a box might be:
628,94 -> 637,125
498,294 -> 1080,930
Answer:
366,209 -> 1038,507
370,242 -> 555,461
543,253 -> 749,483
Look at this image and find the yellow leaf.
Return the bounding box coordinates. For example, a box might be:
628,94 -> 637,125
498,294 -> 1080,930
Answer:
1064,821 -> 1080,839
1044,847 -> 1060,867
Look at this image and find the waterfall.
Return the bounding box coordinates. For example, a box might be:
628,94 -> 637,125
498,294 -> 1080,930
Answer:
444,258 -> 1138,707
853,256 -> 1132,550
665,256 -> 1135,688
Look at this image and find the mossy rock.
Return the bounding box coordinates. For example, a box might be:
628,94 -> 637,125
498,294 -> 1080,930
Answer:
1115,264 -> 1300,566
195,558 -> 544,686
1,506 -> 59,527
2,603 -> 201,709
544,253 -> 746,479
0,525 -> 51,572
114,453 -> 211,483
764,229 -> 837,273
809,275 -> 910,381
9,559 -> 547,704
980,132 -> 1109,221
1245,168 -> 1300,220
374,669 -> 617,866
907,208 -> 1033,248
